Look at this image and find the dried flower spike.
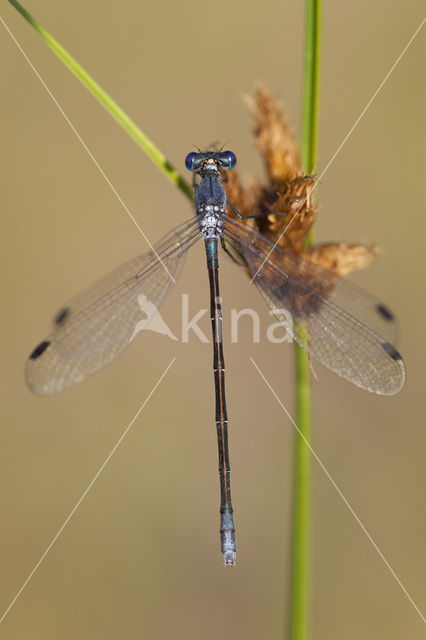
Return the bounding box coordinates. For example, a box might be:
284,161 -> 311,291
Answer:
226,85 -> 376,276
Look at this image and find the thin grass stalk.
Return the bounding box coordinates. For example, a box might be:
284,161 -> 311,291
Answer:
289,1 -> 322,639
7,0 -> 192,200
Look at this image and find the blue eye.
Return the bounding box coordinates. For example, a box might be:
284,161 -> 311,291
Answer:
221,151 -> 237,170
185,152 -> 198,171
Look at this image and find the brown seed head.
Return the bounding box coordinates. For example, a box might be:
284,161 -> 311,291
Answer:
227,85 -> 376,275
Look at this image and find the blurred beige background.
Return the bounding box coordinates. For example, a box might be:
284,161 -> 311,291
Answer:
1,1 -> 425,638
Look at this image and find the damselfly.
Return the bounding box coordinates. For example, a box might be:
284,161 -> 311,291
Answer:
26,150 -> 406,566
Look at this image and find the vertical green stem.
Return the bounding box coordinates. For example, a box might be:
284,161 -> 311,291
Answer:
300,0 -> 322,179
289,1 -> 321,639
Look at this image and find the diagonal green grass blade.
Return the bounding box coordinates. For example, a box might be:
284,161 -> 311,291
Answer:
7,0 -> 192,200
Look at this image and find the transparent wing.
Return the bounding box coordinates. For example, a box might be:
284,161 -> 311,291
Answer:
26,217 -> 202,394
222,214 -> 405,395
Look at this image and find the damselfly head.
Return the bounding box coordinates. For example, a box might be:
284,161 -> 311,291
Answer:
185,150 -> 237,174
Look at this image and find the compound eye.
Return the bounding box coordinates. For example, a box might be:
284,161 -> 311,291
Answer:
222,150 -> 237,170
185,152 -> 198,171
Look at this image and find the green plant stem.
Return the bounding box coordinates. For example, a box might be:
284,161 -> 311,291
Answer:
300,0 -> 322,180
7,0 -> 192,201
289,1 -> 321,640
